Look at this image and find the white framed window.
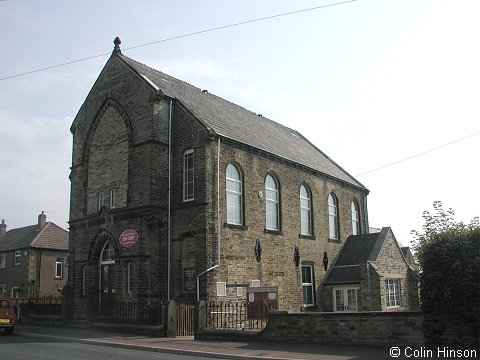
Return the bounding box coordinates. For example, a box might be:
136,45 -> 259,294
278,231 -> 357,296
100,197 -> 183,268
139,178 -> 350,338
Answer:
251,279 -> 260,288
236,287 -> 245,297
333,287 -> 358,312
216,282 -> 226,297
100,240 -> 115,265
110,189 -> 117,209
0,253 -> 5,269
302,265 -> 315,306
126,262 -> 132,294
55,258 -> 63,278
98,191 -> 105,211
14,250 -> 21,265
11,287 -> 19,298
226,163 -> 243,225
351,200 -> 360,235
265,174 -> 280,231
328,193 -> 339,240
385,279 -> 401,307
300,185 -> 312,236
183,149 -> 194,201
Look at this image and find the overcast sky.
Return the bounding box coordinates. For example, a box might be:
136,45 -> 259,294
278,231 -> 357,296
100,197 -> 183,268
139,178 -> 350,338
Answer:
1,0 -> 478,246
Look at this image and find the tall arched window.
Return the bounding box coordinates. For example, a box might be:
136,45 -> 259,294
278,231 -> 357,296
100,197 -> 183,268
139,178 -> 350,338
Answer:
265,175 -> 280,231
100,240 -> 115,265
351,200 -> 360,235
226,164 -> 243,225
300,185 -> 312,235
328,193 -> 339,240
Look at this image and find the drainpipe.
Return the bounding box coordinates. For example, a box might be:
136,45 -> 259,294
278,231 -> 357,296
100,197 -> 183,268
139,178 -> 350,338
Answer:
196,137 -> 221,301
167,99 -> 173,301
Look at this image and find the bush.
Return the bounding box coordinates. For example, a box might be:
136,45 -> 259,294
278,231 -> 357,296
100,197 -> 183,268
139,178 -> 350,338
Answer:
412,202 -> 479,322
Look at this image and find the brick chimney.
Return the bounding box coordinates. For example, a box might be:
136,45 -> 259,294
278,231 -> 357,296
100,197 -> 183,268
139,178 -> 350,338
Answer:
0,219 -> 6,237
38,211 -> 47,228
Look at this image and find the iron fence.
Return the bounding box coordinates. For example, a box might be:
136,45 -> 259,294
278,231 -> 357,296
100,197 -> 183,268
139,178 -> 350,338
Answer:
99,299 -> 165,325
206,301 -> 270,331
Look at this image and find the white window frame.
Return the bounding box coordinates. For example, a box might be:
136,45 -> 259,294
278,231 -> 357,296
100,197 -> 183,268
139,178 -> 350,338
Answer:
100,240 -> 115,265
226,163 -> 243,225
55,258 -> 63,278
14,250 -> 21,265
328,193 -> 339,240
98,191 -> 105,211
0,253 -> 5,269
385,279 -> 401,308
333,287 -> 359,312
11,287 -> 19,298
216,282 -> 227,297
265,175 -> 280,231
351,200 -> 360,235
251,279 -> 261,288
302,265 -> 315,306
300,185 -> 312,236
110,188 -> 117,209
183,149 -> 194,201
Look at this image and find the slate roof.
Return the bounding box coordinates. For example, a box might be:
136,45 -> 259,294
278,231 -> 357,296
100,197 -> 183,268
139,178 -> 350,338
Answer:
118,53 -> 367,191
0,223 -> 68,252
324,227 -> 390,285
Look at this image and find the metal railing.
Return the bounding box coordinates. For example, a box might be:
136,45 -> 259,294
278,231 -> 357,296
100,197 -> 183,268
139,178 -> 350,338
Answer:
99,299 -> 165,325
206,301 -> 270,331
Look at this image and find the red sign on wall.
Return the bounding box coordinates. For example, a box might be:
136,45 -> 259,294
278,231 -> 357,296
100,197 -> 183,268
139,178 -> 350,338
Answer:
118,229 -> 139,247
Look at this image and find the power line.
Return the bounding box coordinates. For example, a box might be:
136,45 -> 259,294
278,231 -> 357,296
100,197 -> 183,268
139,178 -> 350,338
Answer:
356,132 -> 479,177
0,0 -> 358,81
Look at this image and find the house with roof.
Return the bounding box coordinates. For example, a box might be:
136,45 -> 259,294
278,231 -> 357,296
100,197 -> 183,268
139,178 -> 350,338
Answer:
0,212 -> 69,298
322,227 -> 419,312
67,38 -> 370,320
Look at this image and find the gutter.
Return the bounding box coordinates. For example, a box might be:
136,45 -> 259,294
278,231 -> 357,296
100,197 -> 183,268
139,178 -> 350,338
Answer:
167,99 -> 173,301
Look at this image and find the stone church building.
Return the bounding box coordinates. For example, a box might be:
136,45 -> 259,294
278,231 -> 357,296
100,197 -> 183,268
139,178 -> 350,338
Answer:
67,38 -> 370,319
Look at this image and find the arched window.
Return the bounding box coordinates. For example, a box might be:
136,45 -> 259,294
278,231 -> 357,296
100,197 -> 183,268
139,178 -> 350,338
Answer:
351,200 -> 360,235
265,175 -> 280,231
226,164 -> 243,225
300,185 -> 312,235
328,193 -> 339,240
100,240 -> 115,265
183,149 -> 194,201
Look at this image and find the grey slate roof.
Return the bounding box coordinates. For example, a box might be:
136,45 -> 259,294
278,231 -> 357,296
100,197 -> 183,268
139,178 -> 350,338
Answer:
324,228 -> 390,285
0,223 -> 68,252
119,54 -> 367,191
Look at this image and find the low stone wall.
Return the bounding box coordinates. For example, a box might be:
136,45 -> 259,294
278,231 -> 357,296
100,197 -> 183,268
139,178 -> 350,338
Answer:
200,310 -> 424,347
261,311 -> 424,347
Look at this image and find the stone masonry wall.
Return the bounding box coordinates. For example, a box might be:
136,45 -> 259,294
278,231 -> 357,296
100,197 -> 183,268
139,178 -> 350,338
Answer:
204,138 -> 369,312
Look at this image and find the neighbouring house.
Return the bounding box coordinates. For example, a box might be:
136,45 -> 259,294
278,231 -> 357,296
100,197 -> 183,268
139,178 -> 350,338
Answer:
322,227 -> 419,312
0,212 -> 69,298
67,37 -> 371,320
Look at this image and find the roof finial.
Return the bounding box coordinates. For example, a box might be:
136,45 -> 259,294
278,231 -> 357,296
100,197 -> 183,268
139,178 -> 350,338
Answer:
113,37 -> 121,53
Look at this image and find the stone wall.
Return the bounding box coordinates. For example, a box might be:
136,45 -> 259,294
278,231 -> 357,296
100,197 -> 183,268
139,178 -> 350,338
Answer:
203,138 -> 369,312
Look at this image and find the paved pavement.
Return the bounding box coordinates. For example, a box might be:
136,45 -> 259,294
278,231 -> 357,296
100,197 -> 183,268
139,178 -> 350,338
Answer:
16,323 -> 396,360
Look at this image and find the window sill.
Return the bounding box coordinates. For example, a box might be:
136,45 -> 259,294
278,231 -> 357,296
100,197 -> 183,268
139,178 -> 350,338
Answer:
224,223 -> 248,230
328,238 -> 341,243
299,234 -> 316,240
264,229 -> 283,235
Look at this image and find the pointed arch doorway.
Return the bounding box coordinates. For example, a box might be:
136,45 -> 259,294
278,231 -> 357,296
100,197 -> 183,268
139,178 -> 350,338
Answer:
99,238 -> 117,320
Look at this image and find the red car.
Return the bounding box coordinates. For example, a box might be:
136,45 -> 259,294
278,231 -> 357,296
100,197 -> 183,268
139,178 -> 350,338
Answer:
0,299 -> 17,334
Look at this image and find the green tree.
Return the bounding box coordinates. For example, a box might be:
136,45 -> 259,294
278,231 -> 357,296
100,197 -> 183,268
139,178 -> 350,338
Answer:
411,201 -> 479,321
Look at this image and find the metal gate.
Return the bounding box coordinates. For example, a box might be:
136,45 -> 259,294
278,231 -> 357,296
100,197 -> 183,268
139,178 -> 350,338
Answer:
176,304 -> 195,336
